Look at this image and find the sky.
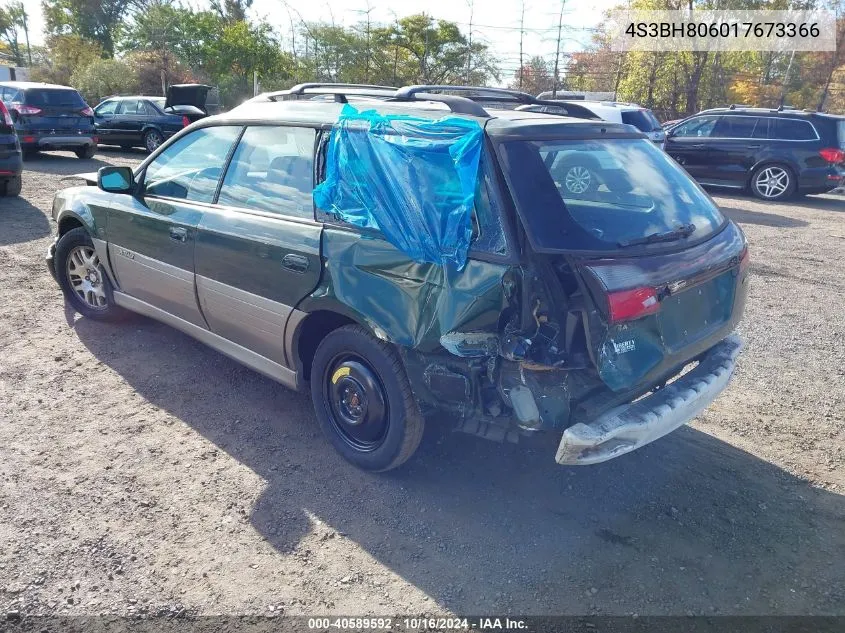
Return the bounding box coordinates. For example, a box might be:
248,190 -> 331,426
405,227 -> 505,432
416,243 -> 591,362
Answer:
21,0 -> 621,81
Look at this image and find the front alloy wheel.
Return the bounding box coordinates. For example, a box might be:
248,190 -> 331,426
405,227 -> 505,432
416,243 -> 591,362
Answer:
66,245 -> 108,311
55,227 -> 124,321
751,165 -> 793,200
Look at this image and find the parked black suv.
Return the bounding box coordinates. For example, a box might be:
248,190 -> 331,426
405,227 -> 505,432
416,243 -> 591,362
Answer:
664,106 -> 845,200
0,98 -> 22,195
0,82 -> 97,159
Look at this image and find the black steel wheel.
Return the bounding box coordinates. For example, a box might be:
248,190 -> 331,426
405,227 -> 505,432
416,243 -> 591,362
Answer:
310,325 -> 424,471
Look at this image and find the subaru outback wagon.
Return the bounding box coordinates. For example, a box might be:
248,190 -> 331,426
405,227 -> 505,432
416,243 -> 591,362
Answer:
47,84 -> 749,472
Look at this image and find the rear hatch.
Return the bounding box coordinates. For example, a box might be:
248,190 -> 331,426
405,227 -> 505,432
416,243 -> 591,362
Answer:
165,84 -> 211,114
621,108 -> 665,145
17,87 -> 92,133
496,131 -> 749,392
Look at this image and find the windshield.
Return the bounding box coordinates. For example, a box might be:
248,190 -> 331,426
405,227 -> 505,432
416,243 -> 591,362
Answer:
498,138 -> 724,252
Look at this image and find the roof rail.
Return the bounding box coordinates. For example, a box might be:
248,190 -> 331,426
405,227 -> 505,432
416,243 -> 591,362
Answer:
265,83 -> 399,103
260,83 -> 606,118
728,103 -> 752,110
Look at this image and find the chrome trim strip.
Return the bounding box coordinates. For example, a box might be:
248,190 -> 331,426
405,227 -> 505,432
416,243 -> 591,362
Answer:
113,291 -> 298,390
196,275 -> 290,366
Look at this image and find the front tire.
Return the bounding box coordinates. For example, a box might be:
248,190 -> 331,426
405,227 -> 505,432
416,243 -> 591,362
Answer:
750,163 -> 795,201
310,325 -> 425,472
75,145 -> 96,159
1,174 -> 21,196
55,227 -> 125,321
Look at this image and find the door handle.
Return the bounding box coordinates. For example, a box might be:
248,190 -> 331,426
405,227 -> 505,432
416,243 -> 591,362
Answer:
169,226 -> 188,243
282,253 -> 309,273
689,144 -> 706,149
747,144 -> 761,149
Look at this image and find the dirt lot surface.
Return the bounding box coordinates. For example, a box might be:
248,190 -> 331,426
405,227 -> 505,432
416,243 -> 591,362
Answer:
1,149 -> 844,619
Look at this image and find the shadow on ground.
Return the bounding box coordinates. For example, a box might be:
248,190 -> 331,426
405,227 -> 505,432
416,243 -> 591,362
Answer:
0,196 -> 50,246
72,313 -> 845,615
20,151 -> 113,176
719,206 -> 809,228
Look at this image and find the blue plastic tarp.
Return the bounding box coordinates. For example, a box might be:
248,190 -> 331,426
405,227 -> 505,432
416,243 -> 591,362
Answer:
313,104 -> 484,269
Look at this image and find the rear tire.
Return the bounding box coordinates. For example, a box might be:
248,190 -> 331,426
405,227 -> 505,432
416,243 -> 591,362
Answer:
750,163 -> 795,201
1,174 -> 21,196
310,325 -> 425,472
144,129 -> 163,153
55,227 -> 125,321
75,145 -> 96,159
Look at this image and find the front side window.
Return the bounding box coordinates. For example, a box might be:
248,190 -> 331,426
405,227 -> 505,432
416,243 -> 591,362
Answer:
712,115 -> 759,139
95,100 -> 118,116
670,115 -> 719,138
499,137 -> 724,252
217,126 -> 315,218
143,126 -> 241,203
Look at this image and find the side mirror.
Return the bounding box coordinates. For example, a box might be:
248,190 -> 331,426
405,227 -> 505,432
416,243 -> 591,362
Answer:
98,166 -> 134,194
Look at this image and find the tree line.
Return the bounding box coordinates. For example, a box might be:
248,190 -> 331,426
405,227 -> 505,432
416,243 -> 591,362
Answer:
0,0 -> 842,117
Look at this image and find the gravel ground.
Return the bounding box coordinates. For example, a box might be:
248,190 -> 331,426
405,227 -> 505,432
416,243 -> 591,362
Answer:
1,149 -> 844,618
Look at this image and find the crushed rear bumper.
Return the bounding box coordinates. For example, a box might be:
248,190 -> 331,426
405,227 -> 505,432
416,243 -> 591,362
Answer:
555,334 -> 742,465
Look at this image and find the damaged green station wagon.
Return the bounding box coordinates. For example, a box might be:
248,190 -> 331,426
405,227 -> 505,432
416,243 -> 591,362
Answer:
47,84 -> 749,471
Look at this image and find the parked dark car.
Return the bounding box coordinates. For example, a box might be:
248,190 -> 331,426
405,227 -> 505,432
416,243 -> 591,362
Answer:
664,106 -> 845,200
46,84 -> 748,472
94,90 -> 208,153
0,81 -> 96,159
0,98 -> 22,195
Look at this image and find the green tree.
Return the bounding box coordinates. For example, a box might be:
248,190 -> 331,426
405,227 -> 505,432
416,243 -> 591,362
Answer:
42,0 -> 147,56
28,34 -> 103,85
70,57 -> 139,103
0,1 -> 30,65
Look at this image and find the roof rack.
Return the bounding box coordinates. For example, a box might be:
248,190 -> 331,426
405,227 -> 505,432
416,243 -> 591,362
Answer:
261,83 -> 604,118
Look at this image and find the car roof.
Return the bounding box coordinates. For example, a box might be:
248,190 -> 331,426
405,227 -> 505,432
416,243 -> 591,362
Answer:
0,81 -> 79,91
558,100 -> 645,110
698,107 -> 835,119
218,98 -> 641,138
102,95 -> 165,100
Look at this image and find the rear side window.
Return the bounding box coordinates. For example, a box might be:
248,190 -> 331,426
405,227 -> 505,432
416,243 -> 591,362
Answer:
712,115 -> 759,138
117,100 -> 143,115
143,125 -> 241,203
24,89 -> 86,108
621,109 -> 661,132
773,118 -> 817,140
217,125 -> 315,218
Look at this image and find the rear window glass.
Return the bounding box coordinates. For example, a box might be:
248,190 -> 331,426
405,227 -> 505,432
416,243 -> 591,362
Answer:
621,109 -> 661,132
773,118 -> 816,140
24,89 -> 86,108
837,120 -> 845,149
498,138 -> 724,252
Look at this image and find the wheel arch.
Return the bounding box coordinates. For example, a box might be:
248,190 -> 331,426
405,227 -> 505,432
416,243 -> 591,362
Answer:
747,158 -> 799,187
287,306 -> 379,383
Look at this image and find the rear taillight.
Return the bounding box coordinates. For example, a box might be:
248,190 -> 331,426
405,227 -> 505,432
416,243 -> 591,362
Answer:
0,100 -> 12,126
182,115 -> 190,127
819,148 -> 845,164
80,106 -> 94,117
15,104 -> 41,116
607,287 -> 659,323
